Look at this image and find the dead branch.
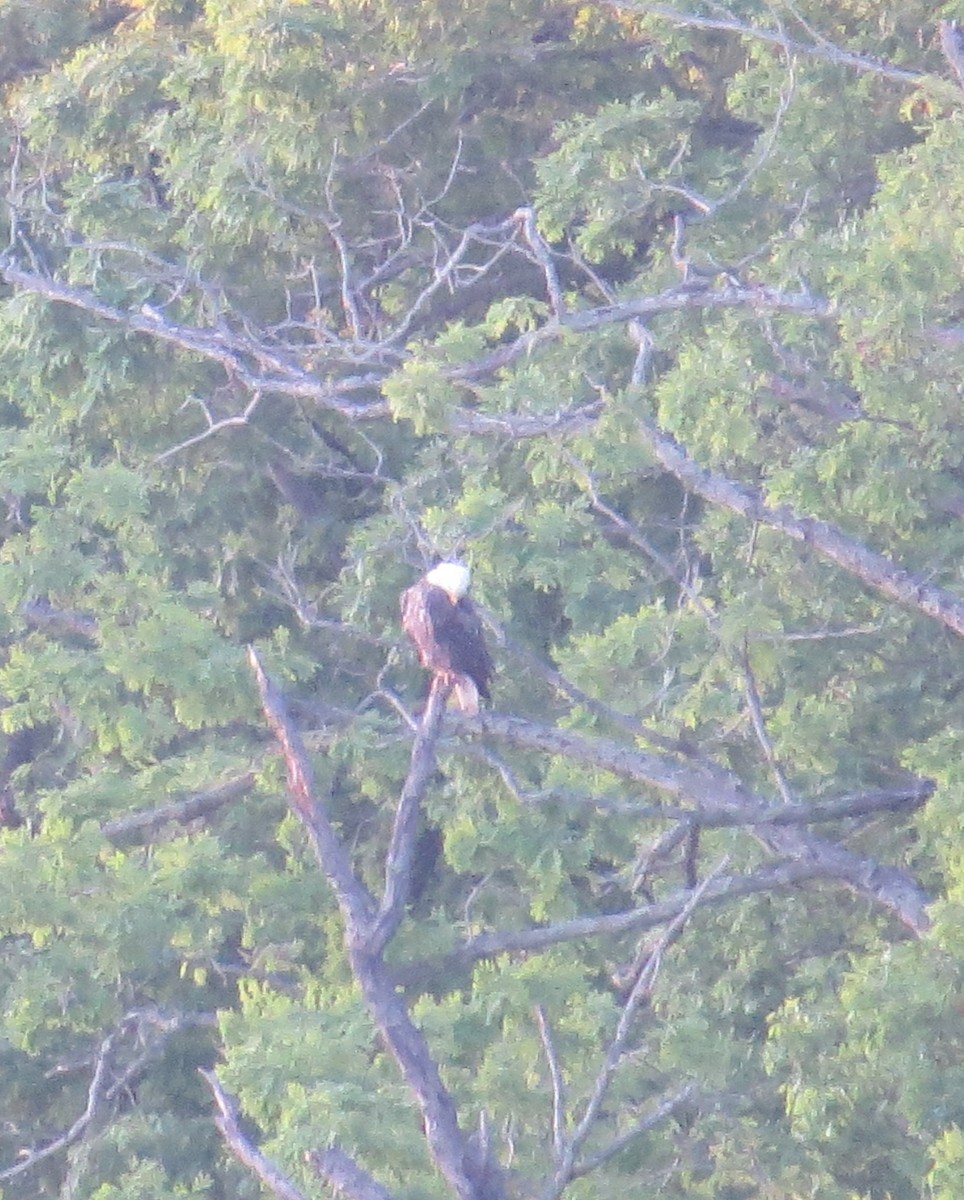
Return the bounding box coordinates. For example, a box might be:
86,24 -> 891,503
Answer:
450,285 -> 833,386
635,415 -> 964,640
473,713 -> 933,933
738,644 -> 795,805
102,775 -> 256,844
604,2 -> 925,86
247,646 -> 376,931
939,20 -> 964,92
543,864 -> 723,1200
0,256 -> 385,422
201,1070 -> 312,1200
370,677 -> 451,955
0,1036 -> 114,1185
0,1010 -> 213,1185
534,1006 -> 566,1165
569,1084 -> 696,1180
307,1147 -> 400,1200
514,207 -> 566,317
248,649 -> 505,1200
540,784 -> 933,829
393,859 -> 844,986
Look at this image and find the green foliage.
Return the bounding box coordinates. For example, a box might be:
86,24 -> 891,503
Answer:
0,0 -> 961,1197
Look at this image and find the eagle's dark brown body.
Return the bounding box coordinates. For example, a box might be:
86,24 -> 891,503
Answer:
401,571 -> 494,715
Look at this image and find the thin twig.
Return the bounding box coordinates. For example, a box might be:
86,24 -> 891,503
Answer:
534,1006 -> 567,1164
739,643 -> 795,804
543,864 -> 726,1200
605,2 -> 924,85
570,1084 -> 696,1179
0,1036 -> 114,1184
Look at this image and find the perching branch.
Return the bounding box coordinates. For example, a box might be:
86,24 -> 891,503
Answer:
248,650 -> 505,1200
370,676 -> 452,955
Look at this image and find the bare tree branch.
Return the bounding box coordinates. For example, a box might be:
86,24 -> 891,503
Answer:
603,2 -> 925,86
534,1006 -> 567,1165
0,256 -> 386,421
248,650 -> 505,1200
543,864 -> 724,1199
471,713 -> 933,933
201,1070 -> 312,1200
393,859 -> 849,986
307,1147 -> 399,1200
635,416 -> 964,640
0,1011 -> 213,1185
0,1036 -> 114,1185
248,646 -> 376,931
738,644 -> 795,805
518,783 -> 933,829
102,775 -> 256,844
939,20 -> 964,92
450,285 -> 833,386
515,207 -> 566,317
570,1084 -> 696,1179
370,678 -> 451,955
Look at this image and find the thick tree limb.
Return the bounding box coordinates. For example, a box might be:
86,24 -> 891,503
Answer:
939,20 -> 964,92
248,646 -> 376,931
473,714 -> 933,933
510,783 -> 933,828
637,417 -> 964,639
201,1070 -> 312,1200
307,1147 -> 399,1200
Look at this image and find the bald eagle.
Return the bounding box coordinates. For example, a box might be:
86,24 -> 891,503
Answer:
400,562 -> 494,716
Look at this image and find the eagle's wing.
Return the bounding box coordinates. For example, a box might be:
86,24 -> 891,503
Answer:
400,581 -> 438,669
447,596 -> 494,700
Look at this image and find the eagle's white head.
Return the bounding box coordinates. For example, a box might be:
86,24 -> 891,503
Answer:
425,561 -> 471,600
